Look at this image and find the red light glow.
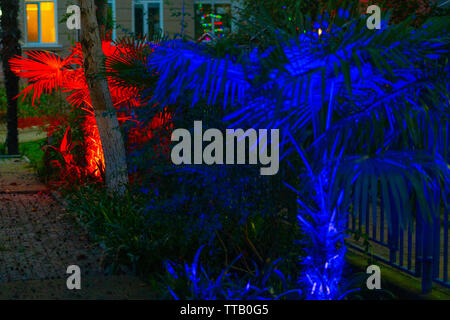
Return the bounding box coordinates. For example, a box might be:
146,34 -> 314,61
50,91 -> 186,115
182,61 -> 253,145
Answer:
10,40 -> 168,181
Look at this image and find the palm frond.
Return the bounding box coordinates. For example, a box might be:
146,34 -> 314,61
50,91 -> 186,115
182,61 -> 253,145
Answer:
10,50 -> 74,105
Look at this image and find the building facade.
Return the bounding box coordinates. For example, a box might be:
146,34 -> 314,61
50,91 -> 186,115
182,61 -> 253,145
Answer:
14,0 -> 240,54
7,1 -> 448,53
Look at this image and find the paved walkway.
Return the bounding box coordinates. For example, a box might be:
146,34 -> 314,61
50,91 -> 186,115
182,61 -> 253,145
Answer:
0,158 -> 154,299
0,126 -> 47,144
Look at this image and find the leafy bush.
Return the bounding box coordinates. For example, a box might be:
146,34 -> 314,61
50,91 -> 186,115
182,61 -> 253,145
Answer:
0,87 -> 66,121
163,246 -> 303,300
66,185 -> 199,275
66,162 -> 303,278
41,106 -> 93,186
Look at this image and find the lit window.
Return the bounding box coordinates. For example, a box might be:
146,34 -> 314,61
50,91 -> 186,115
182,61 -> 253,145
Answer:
133,0 -> 163,38
25,0 -> 57,44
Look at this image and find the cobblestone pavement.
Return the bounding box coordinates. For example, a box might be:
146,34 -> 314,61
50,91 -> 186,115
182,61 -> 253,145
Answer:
0,125 -> 48,143
0,192 -> 103,283
0,158 -> 154,299
0,158 -> 47,193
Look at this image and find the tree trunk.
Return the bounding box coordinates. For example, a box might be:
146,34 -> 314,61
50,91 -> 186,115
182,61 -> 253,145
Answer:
0,1 -> 21,155
79,0 -> 129,194
94,0 -> 108,39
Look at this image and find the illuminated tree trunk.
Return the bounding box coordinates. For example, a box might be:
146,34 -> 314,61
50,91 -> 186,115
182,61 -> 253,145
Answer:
79,0 -> 129,194
0,1 -> 21,155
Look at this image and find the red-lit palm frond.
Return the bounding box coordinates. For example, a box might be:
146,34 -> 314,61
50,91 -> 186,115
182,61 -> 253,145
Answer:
103,40 -> 121,57
10,51 -> 75,105
46,126 -> 77,167
45,126 -> 85,181
65,41 -> 141,109
59,126 -> 76,163
63,69 -> 92,109
62,45 -> 94,110
69,41 -> 121,65
109,83 -> 141,108
105,37 -> 154,90
67,43 -> 85,67
112,36 -> 150,64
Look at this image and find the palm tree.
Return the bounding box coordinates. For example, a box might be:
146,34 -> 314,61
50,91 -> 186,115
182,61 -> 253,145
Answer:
146,3 -> 449,299
0,1 -> 21,155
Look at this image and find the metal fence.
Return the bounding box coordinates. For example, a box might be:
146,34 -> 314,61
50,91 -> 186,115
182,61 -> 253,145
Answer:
347,207 -> 449,293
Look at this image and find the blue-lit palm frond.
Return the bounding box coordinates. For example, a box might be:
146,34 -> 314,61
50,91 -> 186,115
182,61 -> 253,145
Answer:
335,151 -> 449,229
148,40 -> 254,110
148,8 -> 450,299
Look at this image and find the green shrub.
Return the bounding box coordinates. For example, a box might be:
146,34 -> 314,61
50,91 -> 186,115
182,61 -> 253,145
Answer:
65,185 -> 205,275
0,87 -> 67,120
65,174 -> 303,284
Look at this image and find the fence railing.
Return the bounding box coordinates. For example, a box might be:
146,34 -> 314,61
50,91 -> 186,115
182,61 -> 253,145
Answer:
347,207 -> 449,293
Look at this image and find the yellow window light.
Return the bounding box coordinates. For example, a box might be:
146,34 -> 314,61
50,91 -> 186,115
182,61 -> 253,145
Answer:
26,4 -> 39,42
41,2 -> 56,43
25,1 -> 56,43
